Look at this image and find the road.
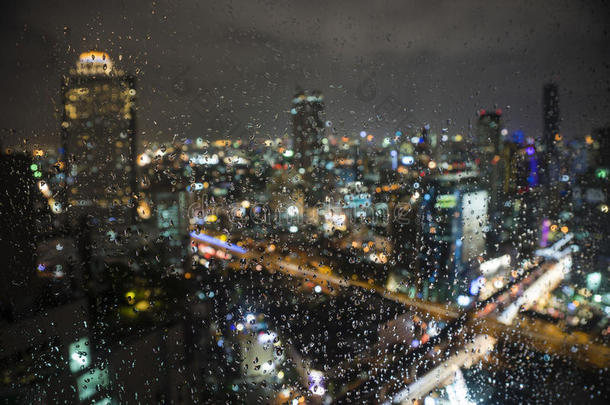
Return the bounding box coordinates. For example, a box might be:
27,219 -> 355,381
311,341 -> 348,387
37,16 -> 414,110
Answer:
234,246 -> 609,369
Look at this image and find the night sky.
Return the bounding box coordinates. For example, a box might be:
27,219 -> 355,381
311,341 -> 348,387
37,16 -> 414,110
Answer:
1,0 -> 609,149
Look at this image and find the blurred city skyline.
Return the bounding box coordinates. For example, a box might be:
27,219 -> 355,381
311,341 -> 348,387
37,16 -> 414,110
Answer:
1,0 -> 609,148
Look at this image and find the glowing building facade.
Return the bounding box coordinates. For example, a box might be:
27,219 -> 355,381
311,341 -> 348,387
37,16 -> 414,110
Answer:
61,52 -> 136,224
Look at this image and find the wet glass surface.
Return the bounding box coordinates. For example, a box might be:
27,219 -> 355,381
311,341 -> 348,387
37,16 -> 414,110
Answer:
0,1 -> 609,404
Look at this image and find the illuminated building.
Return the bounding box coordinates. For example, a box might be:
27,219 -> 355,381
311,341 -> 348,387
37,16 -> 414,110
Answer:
494,132 -> 540,253
418,176 -> 489,298
61,51 -> 136,224
572,126 -> 610,266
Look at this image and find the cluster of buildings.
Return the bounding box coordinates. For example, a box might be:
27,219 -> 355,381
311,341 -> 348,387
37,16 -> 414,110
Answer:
0,51 -> 608,403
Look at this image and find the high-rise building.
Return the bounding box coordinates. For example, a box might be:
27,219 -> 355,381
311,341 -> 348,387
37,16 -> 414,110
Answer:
291,89 -> 325,173
417,176 -> 489,298
61,51 -> 136,226
476,109 -> 503,251
541,82 -> 560,188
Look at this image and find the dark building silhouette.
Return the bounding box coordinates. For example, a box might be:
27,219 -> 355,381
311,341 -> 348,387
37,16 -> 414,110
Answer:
291,89 -> 325,173
0,151 -> 51,321
541,83 -> 560,187
476,109 -> 503,251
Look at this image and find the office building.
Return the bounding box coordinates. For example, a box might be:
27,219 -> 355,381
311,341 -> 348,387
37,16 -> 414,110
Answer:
61,51 -> 137,226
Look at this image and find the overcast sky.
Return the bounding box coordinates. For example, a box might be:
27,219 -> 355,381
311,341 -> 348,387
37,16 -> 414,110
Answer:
1,0 -> 609,149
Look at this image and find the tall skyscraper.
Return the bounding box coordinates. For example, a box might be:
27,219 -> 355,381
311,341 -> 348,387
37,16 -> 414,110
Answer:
476,109 -> 503,251
61,52 -> 136,226
541,83 -> 560,187
539,82 -> 563,223
291,89 -> 325,172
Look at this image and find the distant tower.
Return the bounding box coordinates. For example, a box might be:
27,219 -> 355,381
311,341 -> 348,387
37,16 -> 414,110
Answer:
476,109 -> 503,251
60,51 -> 137,225
541,83 -> 560,187
291,89 -> 325,172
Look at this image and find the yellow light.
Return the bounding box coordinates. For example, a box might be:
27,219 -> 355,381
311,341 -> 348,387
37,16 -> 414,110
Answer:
135,300 -> 150,311
555,133 -> 562,141
79,51 -> 110,62
184,272 -> 192,280
585,135 -> 594,145
125,291 -> 136,304
241,200 -> 251,209
77,51 -> 113,74
428,161 -> 437,169
277,370 -> 285,379
560,226 -> 569,234
219,234 -> 228,242
550,224 -> 558,232
137,201 -> 152,219
205,214 -> 218,223
454,134 -> 463,142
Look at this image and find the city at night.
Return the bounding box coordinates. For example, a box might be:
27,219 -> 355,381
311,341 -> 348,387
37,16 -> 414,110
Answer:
0,1 -> 609,404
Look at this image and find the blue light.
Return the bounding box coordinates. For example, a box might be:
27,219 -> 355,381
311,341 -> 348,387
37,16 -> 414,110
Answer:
190,231 -> 248,254
424,194 -> 431,201
512,130 -> 525,144
390,150 -> 398,157
470,276 -> 485,295
526,146 -> 535,156
395,131 -> 402,137
360,131 -> 367,138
